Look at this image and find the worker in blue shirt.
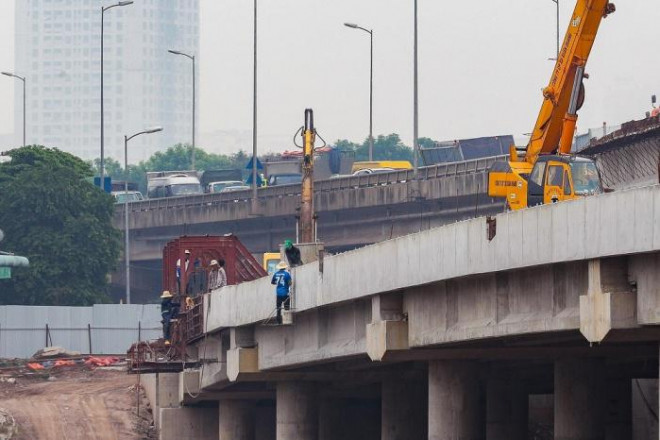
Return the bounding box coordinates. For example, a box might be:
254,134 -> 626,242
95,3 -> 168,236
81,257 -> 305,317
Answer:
271,261 -> 292,324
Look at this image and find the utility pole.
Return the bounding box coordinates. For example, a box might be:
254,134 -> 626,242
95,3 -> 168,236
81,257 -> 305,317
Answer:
300,109 -> 316,243
552,0 -> 560,58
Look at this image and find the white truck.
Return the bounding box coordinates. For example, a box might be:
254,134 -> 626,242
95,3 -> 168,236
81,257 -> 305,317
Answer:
146,171 -> 203,198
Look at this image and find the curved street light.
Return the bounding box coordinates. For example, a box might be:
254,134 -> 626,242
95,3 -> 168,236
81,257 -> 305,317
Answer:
100,1 -> 134,190
124,126 -> 163,304
2,71 -> 26,148
343,23 -> 374,161
168,50 -> 196,171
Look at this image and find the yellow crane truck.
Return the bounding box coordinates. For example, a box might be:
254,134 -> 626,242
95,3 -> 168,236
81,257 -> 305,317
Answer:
489,0 -> 616,210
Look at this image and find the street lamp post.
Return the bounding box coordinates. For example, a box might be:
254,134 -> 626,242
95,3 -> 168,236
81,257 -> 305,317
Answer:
413,0 -> 419,179
252,0 -> 258,211
344,23 -> 374,161
168,50 -> 196,170
552,0 -> 560,58
2,72 -> 26,147
124,126 -> 163,304
101,1 -> 133,190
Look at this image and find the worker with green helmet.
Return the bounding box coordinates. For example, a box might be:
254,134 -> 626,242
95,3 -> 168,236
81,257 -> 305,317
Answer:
284,239 -> 302,267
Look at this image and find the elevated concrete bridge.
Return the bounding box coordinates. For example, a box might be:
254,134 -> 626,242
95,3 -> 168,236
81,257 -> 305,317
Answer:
112,121 -> 660,303
144,184 -> 660,440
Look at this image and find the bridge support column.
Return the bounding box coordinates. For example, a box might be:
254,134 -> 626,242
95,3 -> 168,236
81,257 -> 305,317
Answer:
554,358 -> 605,440
486,373 -> 527,440
382,376 -> 427,440
219,400 -> 255,440
159,407 -> 219,440
277,382 -> 319,440
428,361 -> 484,440
605,378 -> 632,440
256,403 -> 276,440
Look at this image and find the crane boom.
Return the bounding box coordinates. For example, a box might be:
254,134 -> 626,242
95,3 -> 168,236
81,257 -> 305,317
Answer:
525,0 -> 615,165
488,0 -> 614,210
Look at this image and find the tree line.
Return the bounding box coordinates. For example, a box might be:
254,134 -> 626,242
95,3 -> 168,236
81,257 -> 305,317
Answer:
93,134 -> 435,194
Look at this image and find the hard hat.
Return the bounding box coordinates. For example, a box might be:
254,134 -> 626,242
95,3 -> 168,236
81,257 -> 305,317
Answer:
161,290 -> 173,298
184,249 -> 191,254
284,239 -> 293,249
210,259 -> 219,266
276,261 -> 288,270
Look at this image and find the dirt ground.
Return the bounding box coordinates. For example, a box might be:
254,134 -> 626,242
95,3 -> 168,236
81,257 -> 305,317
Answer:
0,365 -> 155,440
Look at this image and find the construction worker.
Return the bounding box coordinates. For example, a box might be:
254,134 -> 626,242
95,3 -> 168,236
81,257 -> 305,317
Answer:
175,250 -> 191,294
284,239 -> 303,267
208,259 -> 227,291
160,290 -> 180,345
271,261 -> 292,324
186,258 -> 207,296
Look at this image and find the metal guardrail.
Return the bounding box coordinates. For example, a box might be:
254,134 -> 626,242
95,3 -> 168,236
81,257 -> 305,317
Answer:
121,155 -> 506,214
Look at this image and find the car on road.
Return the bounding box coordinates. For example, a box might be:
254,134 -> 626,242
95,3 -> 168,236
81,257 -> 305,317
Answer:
220,185 -> 251,193
112,191 -> 145,204
352,167 -> 395,176
268,173 -> 303,186
207,180 -> 244,193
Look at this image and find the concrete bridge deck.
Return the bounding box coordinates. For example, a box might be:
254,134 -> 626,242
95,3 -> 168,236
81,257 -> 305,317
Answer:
145,184 -> 660,440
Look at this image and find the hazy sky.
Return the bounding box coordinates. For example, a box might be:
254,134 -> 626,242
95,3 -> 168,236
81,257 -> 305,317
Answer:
0,1 -> 658,155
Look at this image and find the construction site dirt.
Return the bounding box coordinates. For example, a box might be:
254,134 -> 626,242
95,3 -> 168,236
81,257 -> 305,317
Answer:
0,363 -> 154,440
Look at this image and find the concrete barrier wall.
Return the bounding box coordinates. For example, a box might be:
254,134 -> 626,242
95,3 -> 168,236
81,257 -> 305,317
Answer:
0,304 -> 161,358
204,185 -> 660,333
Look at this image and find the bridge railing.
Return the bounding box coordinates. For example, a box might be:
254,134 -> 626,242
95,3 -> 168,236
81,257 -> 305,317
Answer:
124,155 -> 506,213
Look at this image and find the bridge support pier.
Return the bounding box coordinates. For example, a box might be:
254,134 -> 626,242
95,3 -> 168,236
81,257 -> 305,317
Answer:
276,382 -> 319,440
605,378 -> 632,439
382,377 -> 427,440
428,361 -> 484,440
219,400 -> 255,440
554,358 -> 605,440
486,373 -> 527,440
159,407 -> 219,440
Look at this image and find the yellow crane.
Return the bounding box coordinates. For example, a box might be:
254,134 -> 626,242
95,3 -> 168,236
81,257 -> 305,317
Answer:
489,0 -> 616,210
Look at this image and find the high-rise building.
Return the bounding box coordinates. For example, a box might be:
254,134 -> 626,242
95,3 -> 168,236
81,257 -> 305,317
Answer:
14,0 -> 199,164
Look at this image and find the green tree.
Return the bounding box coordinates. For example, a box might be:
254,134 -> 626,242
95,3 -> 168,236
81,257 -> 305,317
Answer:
89,157 -> 123,180
417,137 -> 437,149
108,145 -> 254,193
335,134 -> 415,162
0,146 -> 121,306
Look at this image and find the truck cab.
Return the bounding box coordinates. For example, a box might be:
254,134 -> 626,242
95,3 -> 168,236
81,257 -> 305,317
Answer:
527,156 -> 602,207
